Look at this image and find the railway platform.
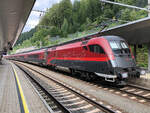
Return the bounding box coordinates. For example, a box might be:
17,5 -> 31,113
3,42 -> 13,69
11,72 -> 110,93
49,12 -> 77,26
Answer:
141,73 -> 150,79
0,60 -> 50,113
129,73 -> 150,89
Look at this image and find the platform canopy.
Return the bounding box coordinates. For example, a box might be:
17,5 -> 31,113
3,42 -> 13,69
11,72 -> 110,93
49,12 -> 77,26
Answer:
0,0 -> 35,54
101,17 -> 150,45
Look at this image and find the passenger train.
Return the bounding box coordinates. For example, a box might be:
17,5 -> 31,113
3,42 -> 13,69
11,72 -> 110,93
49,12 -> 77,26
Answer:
5,35 -> 145,85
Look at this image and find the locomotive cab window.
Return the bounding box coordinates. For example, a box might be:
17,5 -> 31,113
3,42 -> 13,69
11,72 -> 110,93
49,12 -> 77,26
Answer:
109,41 -> 130,54
89,44 -> 105,54
109,41 -> 121,49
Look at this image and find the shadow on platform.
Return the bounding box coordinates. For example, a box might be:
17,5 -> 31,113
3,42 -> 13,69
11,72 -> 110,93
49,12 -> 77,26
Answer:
0,62 -> 2,65
0,60 -> 5,65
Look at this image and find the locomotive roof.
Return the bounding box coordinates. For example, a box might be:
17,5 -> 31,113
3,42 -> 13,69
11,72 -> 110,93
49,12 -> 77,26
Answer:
103,36 -> 125,41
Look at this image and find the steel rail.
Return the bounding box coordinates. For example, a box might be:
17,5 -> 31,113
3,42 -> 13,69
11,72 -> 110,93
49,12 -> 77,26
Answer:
113,86 -> 150,102
127,84 -> 150,92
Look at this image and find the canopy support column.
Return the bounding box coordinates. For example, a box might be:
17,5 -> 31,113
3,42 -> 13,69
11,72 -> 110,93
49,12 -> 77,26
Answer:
148,44 -> 150,72
148,0 -> 150,72
149,0 -> 150,15
133,45 -> 137,60
0,51 -> 2,61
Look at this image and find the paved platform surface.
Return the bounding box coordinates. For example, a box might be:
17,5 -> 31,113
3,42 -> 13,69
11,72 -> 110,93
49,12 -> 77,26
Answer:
141,73 -> 150,79
0,60 -> 49,113
129,73 -> 150,88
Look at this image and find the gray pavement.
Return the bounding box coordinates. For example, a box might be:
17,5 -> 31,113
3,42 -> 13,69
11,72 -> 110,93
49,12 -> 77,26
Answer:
0,60 -> 21,113
0,60 -> 50,113
129,74 -> 150,88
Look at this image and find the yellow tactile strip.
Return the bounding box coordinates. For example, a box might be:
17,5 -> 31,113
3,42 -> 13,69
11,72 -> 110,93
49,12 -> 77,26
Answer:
11,63 -> 29,113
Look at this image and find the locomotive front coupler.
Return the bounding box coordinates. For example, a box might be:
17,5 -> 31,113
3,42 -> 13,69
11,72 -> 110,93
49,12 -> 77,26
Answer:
114,68 -> 128,79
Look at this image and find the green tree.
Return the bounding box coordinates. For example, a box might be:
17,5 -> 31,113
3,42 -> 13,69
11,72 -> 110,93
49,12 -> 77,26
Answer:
72,0 -> 81,32
40,0 -> 73,33
40,4 -> 62,28
121,9 -> 147,21
61,18 -> 69,37
31,28 -> 50,47
58,0 -> 72,28
49,26 -> 60,37
79,0 -> 88,24
86,0 -> 102,22
15,27 -> 36,46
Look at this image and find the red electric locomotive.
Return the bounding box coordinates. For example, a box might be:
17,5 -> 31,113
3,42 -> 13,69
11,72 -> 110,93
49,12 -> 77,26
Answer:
5,35 -> 145,85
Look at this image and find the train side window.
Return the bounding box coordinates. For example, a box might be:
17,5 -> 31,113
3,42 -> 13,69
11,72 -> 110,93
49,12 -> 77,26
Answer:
28,54 -> 39,58
34,55 -> 39,58
83,46 -> 88,50
89,44 -> 105,54
20,56 -> 24,58
44,51 -> 48,59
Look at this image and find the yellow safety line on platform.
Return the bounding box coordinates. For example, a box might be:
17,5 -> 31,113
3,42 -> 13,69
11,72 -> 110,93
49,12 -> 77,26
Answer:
11,64 -> 29,113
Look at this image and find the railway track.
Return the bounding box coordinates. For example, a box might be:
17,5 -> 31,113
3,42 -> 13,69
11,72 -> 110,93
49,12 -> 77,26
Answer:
55,67 -> 150,104
84,81 -> 150,105
18,64 -> 71,113
87,81 -> 150,104
119,84 -> 150,102
90,81 -> 150,104
14,62 -> 120,113
13,60 -> 150,112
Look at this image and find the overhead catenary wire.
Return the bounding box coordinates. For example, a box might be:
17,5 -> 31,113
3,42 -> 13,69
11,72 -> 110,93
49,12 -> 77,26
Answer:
32,9 -> 47,13
103,17 -> 130,23
100,0 -> 150,12
32,9 -> 47,17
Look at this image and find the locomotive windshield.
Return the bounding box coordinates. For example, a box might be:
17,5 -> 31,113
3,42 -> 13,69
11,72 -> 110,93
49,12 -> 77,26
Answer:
109,41 -> 130,55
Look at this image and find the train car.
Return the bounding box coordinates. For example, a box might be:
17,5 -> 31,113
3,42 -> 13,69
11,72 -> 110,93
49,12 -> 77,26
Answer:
23,49 -> 46,65
5,35 -> 145,85
7,48 -> 46,65
46,36 -> 144,85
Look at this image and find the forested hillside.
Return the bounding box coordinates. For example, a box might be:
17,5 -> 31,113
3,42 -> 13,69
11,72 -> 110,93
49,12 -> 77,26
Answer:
15,27 -> 36,46
39,0 -> 147,37
13,0 -> 148,67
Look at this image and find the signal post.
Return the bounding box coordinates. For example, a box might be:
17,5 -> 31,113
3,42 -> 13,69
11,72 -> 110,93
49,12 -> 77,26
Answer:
148,0 -> 150,71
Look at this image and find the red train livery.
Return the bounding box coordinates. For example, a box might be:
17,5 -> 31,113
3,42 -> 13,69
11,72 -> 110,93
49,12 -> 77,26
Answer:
5,35 -> 145,85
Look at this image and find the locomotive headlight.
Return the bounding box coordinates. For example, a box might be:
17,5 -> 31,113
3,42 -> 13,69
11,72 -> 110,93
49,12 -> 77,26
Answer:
140,70 -> 146,75
121,72 -> 128,78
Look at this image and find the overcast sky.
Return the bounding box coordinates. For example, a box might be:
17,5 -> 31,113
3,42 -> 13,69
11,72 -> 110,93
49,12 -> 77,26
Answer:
23,0 -> 74,32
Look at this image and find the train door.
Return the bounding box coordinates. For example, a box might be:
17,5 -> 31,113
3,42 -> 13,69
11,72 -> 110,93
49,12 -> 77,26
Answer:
44,48 -> 49,65
88,44 -> 107,73
81,41 -> 89,70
